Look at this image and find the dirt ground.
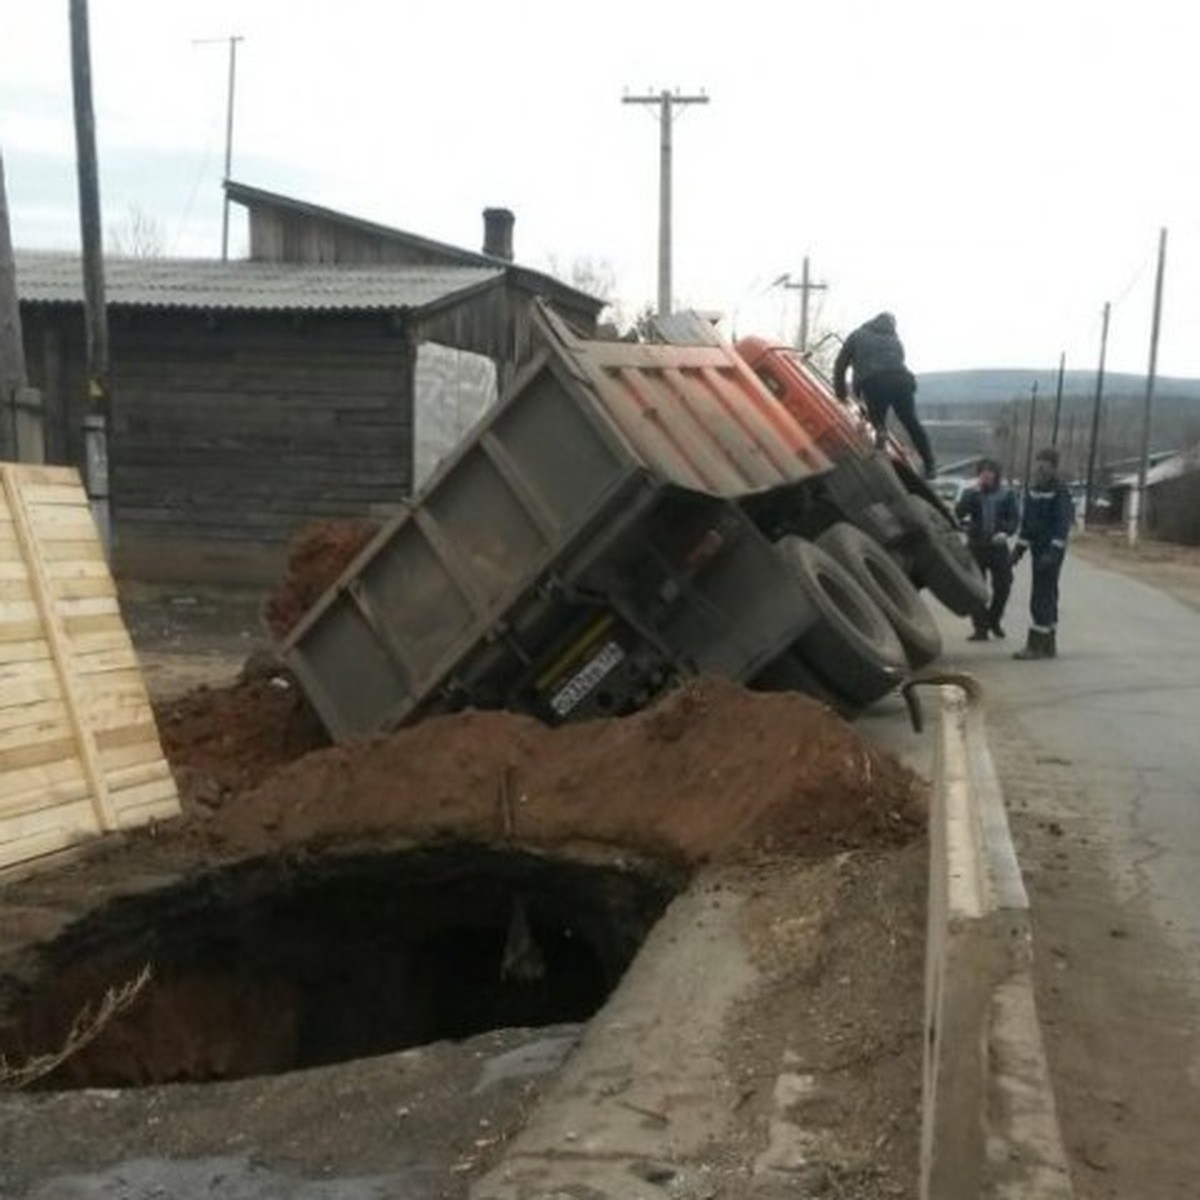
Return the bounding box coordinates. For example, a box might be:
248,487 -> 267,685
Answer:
1073,529 -> 1200,614
0,668 -> 929,1199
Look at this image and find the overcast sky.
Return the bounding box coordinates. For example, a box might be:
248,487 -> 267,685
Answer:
2,0 -> 1198,377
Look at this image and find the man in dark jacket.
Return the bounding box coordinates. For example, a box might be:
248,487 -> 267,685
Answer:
955,458 -> 1019,640
1011,447 -> 1074,660
833,312 -> 936,477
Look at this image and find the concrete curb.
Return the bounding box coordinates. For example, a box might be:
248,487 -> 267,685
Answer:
917,681 -> 1073,1199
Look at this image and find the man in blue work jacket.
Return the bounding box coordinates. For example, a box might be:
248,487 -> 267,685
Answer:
1011,447 -> 1075,660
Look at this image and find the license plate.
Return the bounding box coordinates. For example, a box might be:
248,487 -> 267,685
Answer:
548,641 -> 626,717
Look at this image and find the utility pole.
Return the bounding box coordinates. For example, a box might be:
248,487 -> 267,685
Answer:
195,35 -> 243,261
1131,226 -> 1168,545
69,0 -> 111,551
622,88 -> 708,316
779,257 -> 828,354
1,149 -> 44,463
1050,350 -> 1066,447
1021,380 -> 1039,502
1082,301 -> 1111,530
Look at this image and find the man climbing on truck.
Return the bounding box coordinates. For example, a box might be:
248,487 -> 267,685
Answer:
832,312 -> 937,478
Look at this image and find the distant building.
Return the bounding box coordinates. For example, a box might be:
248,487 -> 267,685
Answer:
14,183 -> 602,584
1106,448 -> 1200,543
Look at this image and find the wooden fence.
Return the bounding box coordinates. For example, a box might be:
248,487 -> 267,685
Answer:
0,463 -> 179,874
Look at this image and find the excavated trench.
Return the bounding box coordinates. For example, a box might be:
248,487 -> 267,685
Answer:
1,846 -> 680,1089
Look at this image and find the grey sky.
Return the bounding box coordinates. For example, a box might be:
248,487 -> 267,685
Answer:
2,0 -> 1197,377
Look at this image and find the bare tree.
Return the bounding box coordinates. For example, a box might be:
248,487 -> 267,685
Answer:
107,205 -> 165,258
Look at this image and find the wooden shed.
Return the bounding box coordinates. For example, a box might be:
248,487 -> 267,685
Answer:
14,185 -> 603,586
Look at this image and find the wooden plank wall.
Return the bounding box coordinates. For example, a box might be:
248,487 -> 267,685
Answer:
0,463 -> 179,873
22,309 -> 416,584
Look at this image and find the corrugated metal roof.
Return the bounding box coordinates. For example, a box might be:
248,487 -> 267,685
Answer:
14,251 -> 503,313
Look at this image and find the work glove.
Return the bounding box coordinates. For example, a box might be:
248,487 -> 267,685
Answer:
1010,543 -> 1027,566
991,532 -> 1009,546
1036,546 -> 1064,570
834,382 -> 849,401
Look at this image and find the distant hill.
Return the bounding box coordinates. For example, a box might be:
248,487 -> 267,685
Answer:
916,369 -> 1200,407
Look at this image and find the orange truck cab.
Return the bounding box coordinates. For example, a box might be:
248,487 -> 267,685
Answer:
732,336 -> 983,617
735,336 -> 914,471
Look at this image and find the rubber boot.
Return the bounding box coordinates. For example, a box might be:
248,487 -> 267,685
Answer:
1013,630 -> 1048,660
1043,629 -> 1057,659
967,624 -> 989,643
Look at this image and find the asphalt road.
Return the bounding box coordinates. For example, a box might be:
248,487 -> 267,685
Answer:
942,552 -> 1200,965
879,550 -> 1200,1197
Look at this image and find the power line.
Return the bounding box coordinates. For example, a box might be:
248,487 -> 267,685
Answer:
622,89 -> 708,316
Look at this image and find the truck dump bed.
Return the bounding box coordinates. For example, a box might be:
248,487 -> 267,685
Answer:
282,306 -> 835,740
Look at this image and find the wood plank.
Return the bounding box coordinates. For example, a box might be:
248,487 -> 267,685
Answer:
0,734 -> 78,773
110,774 -> 179,814
89,703 -> 154,733
0,600 -> 40,624
0,699 -> 69,734
51,575 -> 117,601
0,578 -> 34,602
2,677 -> 66,708
98,738 -> 164,774
0,717 -> 74,755
0,619 -> 47,644
0,560 -> 32,580
0,757 -> 88,803
72,645 -> 142,676
0,796 -> 96,843
54,596 -> 121,619
106,758 -> 173,793
39,540 -> 105,563
69,628 -> 135,657
1,468 -> 117,832
0,656 -> 58,684
79,668 -> 150,705
3,465 -> 80,487
114,794 -> 180,828
20,483 -> 89,506
0,826 -> 94,875
64,612 -> 126,638
0,640 -> 53,667
45,559 -> 111,580
94,722 -> 161,752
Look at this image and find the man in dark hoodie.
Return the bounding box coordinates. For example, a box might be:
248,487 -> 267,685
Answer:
1011,447 -> 1074,660
833,312 -> 936,477
955,457 -> 1020,640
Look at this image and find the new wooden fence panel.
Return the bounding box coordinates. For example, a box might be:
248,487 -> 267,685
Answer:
0,464 -> 180,872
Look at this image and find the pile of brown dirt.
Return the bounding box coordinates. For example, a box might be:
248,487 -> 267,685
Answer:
192,677 -> 923,868
154,674 -> 329,807
262,519 -> 380,640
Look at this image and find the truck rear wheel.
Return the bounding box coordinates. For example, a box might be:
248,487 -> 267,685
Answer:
909,496 -> 988,617
774,536 -> 907,706
817,522 -> 942,668
747,649 -> 852,717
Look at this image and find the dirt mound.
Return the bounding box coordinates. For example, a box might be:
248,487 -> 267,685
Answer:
194,677 -> 923,867
262,519 -> 380,640
155,674 -> 329,807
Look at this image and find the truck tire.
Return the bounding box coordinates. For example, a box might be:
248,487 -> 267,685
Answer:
817,522 -> 943,668
748,649 -> 853,717
774,536 -> 907,706
908,496 -> 988,617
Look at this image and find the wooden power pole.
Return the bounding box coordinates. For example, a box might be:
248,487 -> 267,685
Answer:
1021,380 -> 1039,501
623,89 -> 708,316
1050,350 -> 1066,447
780,256 -> 828,354
1131,226 -> 1168,545
69,0 -> 111,551
1082,301 -> 1111,530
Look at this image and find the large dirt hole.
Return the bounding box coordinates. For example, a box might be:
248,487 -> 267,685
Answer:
2,846 -> 680,1089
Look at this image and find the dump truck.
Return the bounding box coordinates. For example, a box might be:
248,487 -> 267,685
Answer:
281,304 -> 985,741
